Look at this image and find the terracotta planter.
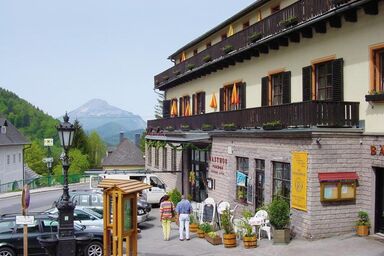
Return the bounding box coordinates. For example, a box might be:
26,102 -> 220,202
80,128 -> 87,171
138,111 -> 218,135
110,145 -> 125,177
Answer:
189,223 -> 199,233
223,233 -> 237,248
197,229 -> 205,238
205,235 -> 222,245
356,225 -> 369,236
273,228 -> 290,244
243,235 -> 257,249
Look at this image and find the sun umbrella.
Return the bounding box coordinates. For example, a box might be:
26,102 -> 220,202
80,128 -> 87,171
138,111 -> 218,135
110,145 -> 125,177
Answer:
231,84 -> 238,105
171,101 -> 177,117
185,101 -> 191,116
181,51 -> 186,61
227,24 -> 234,37
210,94 -> 217,108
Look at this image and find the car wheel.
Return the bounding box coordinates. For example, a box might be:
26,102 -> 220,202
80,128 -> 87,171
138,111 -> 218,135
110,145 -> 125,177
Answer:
84,241 -> 103,256
0,247 -> 15,256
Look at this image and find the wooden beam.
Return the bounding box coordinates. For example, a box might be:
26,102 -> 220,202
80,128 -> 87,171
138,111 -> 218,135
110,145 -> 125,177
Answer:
259,45 -> 269,54
363,0 -> 378,15
289,32 -> 300,43
278,37 -> 289,47
344,9 -> 357,22
269,41 -> 279,50
301,27 -> 313,38
314,22 -> 327,33
251,49 -> 260,57
329,16 -> 342,28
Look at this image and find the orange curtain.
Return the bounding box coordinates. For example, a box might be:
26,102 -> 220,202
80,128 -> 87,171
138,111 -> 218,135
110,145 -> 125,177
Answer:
181,52 -> 186,61
171,101 -> 177,117
227,24 -> 234,37
231,84 -> 238,105
210,94 -> 217,108
185,101 -> 191,116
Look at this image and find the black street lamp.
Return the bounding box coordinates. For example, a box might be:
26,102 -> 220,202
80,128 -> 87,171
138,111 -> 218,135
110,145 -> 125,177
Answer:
56,113 -> 76,256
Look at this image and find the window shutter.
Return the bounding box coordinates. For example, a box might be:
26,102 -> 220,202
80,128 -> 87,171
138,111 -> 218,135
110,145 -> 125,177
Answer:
302,66 -> 312,101
220,88 -> 224,111
163,100 -> 171,118
179,97 -> 183,116
282,71 -> 291,104
261,76 -> 269,106
240,82 -> 246,109
192,94 -> 196,115
200,92 -> 206,114
332,58 -> 344,101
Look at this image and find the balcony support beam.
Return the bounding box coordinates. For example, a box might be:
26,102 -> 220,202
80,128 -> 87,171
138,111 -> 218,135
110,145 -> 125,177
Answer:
363,0 -> 378,15
259,45 -> 269,54
329,16 -> 342,28
269,41 -> 279,50
289,32 -> 300,43
278,37 -> 289,47
314,22 -> 327,34
344,9 -> 357,22
301,27 -> 313,38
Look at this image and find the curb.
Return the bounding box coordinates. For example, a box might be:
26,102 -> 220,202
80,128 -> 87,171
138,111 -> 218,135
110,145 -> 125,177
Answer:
0,183 -> 84,199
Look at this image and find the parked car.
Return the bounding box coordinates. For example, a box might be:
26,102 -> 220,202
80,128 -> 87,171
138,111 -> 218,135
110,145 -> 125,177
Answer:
0,213 -> 103,256
45,206 -> 103,228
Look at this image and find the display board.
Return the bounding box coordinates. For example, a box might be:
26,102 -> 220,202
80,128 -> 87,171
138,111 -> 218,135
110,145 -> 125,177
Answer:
202,204 -> 214,223
291,152 -> 308,211
123,197 -> 132,232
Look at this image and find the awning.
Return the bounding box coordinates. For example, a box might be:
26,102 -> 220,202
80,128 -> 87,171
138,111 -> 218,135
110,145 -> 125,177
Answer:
318,172 -> 359,182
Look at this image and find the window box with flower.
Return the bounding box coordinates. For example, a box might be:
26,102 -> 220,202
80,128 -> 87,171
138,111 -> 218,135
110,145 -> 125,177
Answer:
222,44 -> 234,54
279,16 -> 298,28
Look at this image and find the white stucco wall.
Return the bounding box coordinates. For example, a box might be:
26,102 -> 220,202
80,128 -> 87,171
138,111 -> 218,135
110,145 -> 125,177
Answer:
166,3 -> 384,132
0,145 -> 24,185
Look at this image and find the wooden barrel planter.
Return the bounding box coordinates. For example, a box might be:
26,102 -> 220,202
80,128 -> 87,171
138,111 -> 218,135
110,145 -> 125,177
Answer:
243,236 -> 257,249
197,229 -> 205,238
189,223 -> 199,233
223,233 -> 237,248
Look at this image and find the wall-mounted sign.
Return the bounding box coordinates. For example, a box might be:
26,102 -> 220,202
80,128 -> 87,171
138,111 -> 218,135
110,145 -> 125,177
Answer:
370,145 -> 384,156
210,156 -> 228,175
44,138 -> 53,147
291,152 -> 308,212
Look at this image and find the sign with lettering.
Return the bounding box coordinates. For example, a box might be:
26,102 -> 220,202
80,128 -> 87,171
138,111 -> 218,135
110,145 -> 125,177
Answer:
44,138 -> 53,147
370,145 -> 384,156
291,152 -> 308,212
209,156 -> 228,175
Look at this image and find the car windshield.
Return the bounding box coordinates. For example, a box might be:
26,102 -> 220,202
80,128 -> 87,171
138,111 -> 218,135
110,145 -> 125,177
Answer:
82,207 -> 102,219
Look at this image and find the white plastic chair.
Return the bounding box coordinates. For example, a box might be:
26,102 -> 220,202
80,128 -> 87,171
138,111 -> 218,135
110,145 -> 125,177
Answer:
254,210 -> 271,240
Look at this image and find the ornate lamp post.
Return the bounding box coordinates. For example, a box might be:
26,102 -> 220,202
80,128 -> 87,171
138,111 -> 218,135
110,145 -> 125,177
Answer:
56,113 -> 76,256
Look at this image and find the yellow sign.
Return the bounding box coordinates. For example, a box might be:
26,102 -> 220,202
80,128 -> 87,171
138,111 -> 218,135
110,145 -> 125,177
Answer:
291,152 -> 308,211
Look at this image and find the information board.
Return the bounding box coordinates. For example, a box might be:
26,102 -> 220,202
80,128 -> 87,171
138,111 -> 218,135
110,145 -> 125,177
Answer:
123,197 -> 132,232
291,152 -> 308,211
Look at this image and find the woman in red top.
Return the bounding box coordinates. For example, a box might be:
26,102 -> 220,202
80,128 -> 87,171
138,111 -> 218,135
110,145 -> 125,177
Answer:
159,195 -> 174,241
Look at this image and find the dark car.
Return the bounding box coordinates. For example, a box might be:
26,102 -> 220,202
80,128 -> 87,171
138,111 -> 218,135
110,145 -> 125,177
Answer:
0,213 -> 103,256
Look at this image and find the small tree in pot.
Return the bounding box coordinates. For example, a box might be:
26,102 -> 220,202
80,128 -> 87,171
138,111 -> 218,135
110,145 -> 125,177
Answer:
221,207 -> 237,248
356,211 -> 370,236
240,209 -> 257,248
268,197 -> 290,244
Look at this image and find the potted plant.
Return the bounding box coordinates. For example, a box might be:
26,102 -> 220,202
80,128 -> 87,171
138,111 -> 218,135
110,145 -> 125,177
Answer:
180,124 -> 190,131
173,69 -> 181,76
205,231 -> 222,245
201,123 -> 214,131
279,16 -> 298,28
202,55 -> 212,63
187,63 -> 195,70
356,211 -> 370,236
262,120 -> 284,130
221,208 -> 237,248
222,44 -> 234,54
248,32 -> 263,43
165,125 -> 175,132
223,123 -> 237,131
268,197 -> 290,244
197,222 -> 212,238
189,214 -> 199,233
240,209 -> 257,248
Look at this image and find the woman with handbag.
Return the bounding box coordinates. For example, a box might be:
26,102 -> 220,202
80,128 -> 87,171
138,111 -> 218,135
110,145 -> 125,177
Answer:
159,195 -> 175,241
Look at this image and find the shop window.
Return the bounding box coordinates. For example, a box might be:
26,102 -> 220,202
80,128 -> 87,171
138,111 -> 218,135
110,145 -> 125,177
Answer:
162,148 -> 168,170
273,162 -> 291,202
255,159 -> 265,209
171,148 -> 176,172
236,157 -> 249,204
370,45 -> 384,94
147,146 -> 152,166
318,172 -> 358,202
154,147 -> 159,168
302,58 -> 344,101
179,95 -> 191,117
192,91 -> 205,115
220,82 -> 246,111
262,71 -> 291,106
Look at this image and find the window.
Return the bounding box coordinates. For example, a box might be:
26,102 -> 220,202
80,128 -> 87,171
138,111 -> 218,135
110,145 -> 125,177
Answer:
76,195 -> 91,206
18,153 -> 21,163
147,146 -> 152,166
221,34 -> 227,40
162,148 -> 168,170
220,82 -> 246,111
171,148 -> 177,172
271,5 -> 280,14
154,147 -> 159,168
171,98 -> 178,117
255,159 -> 265,209
236,157 -> 249,204
0,220 -> 15,234
13,154 -> 16,163
262,71 -> 291,106
370,45 -> 384,93
273,162 -> 291,202
243,21 -> 250,29
150,176 -> 164,188
7,155 -> 10,165
42,220 -> 58,233
179,95 -> 191,117
206,42 -> 211,48
91,194 -> 103,207
16,220 -> 39,233
74,210 -> 92,221
192,91 -> 205,115
302,58 -> 343,101
193,49 -> 198,56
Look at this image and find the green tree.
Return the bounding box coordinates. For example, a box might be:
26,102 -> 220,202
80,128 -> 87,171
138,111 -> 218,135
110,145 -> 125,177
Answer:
71,119 -> 89,155
25,140 -> 47,175
87,131 -> 107,168
53,148 -> 90,176
139,131 -> 147,153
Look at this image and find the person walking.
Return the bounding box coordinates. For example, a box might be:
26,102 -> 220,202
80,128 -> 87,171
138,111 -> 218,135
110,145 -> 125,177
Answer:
159,195 -> 174,241
176,195 -> 192,241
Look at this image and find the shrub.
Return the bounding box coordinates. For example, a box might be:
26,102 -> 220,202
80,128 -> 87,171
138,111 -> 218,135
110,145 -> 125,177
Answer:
203,55 -> 212,63
268,197 -> 290,230
221,208 -> 234,234
167,188 -> 182,206
356,211 -> 370,227
199,222 -> 213,233
241,209 -> 255,237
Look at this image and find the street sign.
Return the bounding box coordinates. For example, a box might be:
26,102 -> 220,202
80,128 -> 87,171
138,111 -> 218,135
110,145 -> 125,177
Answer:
16,215 -> 34,225
21,185 -> 30,210
42,157 -> 54,163
44,138 -> 54,146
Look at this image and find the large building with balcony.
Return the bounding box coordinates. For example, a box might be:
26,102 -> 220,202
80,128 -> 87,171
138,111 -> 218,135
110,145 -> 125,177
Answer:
146,0 -> 384,238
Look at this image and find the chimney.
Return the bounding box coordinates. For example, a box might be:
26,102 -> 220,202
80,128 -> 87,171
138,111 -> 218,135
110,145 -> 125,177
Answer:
1,120 -> 7,134
119,130 -> 124,143
135,133 -> 140,147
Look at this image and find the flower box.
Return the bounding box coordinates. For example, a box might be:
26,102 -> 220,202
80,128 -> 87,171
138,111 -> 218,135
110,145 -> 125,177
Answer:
223,123 -> 237,131
187,63 -> 195,70
365,94 -> 384,102
201,124 -> 214,131
180,124 -> 190,131
279,16 -> 298,28
202,55 -> 212,63
222,45 -> 234,54
262,121 -> 284,130
165,126 -> 175,131
248,32 -> 263,43
205,234 -> 222,245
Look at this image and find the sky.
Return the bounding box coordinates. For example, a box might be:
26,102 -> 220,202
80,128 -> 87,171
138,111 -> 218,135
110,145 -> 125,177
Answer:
0,0 -> 255,121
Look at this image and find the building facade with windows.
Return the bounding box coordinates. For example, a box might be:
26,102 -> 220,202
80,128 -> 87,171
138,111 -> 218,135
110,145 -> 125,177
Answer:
146,0 -> 384,238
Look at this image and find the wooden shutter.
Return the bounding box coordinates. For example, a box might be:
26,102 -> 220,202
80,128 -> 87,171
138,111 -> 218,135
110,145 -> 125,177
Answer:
332,58 -> 344,101
282,71 -> 291,104
179,97 -> 183,116
163,100 -> 171,118
220,88 -> 224,111
302,66 -> 312,101
192,94 -> 196,115
261,76 -> 269,106
200,92 -> 206,114
239,82 -> 246,109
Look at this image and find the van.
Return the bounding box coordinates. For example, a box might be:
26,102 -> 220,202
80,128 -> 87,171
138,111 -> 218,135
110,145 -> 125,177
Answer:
90,172 -> 167,205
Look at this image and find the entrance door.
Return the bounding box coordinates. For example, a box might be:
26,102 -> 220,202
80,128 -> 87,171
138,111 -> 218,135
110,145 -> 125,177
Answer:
255,159 -> 265,210
190,149 -> 209,202
376,168 -> 384,233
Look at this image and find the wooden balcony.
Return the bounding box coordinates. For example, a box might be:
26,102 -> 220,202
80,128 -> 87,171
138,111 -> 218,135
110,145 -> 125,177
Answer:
154,0 -> 377,89
147,101 -> 360,132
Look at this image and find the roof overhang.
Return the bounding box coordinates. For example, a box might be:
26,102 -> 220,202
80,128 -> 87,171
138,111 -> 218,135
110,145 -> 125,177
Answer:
318,172 -> 359,182
146,132 -> 210,143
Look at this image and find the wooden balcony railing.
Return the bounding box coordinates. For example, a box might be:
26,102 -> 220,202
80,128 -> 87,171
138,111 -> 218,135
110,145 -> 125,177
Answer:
155,0 -> 348,88
147,101 -> 360,132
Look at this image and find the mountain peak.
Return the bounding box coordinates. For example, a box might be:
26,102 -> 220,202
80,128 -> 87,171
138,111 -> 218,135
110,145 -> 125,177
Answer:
69,98 -> 133,118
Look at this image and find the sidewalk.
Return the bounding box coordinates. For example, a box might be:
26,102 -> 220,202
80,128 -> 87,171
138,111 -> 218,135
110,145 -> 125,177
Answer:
0,183 -> 84,199
138,208 -> 384,256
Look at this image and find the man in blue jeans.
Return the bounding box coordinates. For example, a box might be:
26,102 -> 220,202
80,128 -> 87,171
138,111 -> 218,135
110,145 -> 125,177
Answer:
176,195 -> 192,241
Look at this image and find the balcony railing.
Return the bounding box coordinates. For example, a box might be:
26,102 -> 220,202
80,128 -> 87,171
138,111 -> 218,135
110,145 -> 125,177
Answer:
147,101 -> 360,132
155,0 -> 348,88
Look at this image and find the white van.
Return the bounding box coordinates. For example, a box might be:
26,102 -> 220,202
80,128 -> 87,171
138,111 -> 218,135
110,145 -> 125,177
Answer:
91,172 -> 167,205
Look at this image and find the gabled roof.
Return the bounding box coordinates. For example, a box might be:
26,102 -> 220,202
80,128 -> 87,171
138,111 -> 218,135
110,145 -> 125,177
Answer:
102,138 -> 144,167
0,118 -> 29,146
98,179 -> 151,194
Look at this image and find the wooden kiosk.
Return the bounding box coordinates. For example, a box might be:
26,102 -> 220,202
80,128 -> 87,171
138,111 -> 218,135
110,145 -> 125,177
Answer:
98,179 -> 151,256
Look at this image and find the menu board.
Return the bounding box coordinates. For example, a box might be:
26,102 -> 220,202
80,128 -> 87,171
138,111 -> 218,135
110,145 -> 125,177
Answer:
123,197 -> 132,232
340,183 -> 355,199
323,184 -> 338,200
